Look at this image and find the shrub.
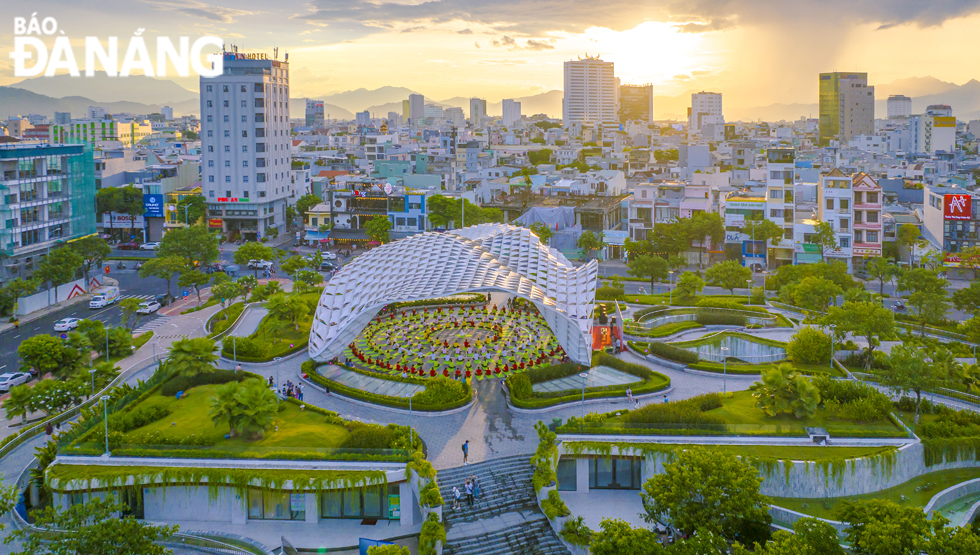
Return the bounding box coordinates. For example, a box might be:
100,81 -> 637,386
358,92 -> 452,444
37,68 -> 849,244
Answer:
109,401 -> 172,433
161,368 -> 255,397
367,545 -> 410,555
411,377 -> 467,406
696,313 -> 747,326
787,326 -> 831,365
419,480 -> 444,508
622,393 -> 723,426
561,517 -> 594,547
342,423 -> 399,449
750,286 -> 766,305
595,285 -> 624,300
221,335 -> 269,359
419,513 -> 446,555
814,376 -> 893,422
643,342 -> 699,364
541,489 -> 570,520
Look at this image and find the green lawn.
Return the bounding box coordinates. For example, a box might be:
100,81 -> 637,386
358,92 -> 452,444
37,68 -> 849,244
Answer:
704,391 -> 905,438
687,360 -> 844,377
704,445 -> 895,462
774,314 -> 795,328
771,467 -> 980,520
628,321 -> 703,338
122,384 -> 350,451
670,331 -> 787,349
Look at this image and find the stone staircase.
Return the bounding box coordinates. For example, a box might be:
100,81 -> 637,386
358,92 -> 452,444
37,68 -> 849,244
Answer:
437,455 -> 570,555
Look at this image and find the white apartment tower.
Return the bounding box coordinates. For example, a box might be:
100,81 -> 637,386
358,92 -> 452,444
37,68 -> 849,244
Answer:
840,79 -> 874,142
469,98 -> 487,125
887,95 -> 912,118
501,99 -> 522,127
200,49 -> 291,241
408,94 -> 425,125
444,107 -> 465,127
689,92 -> 723,142
562,56 -> 617,126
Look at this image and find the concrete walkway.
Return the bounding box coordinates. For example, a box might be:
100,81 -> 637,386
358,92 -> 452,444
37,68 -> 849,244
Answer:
532,365 -> 640,393
318,365 -> 424,398
228,306 -> 268,337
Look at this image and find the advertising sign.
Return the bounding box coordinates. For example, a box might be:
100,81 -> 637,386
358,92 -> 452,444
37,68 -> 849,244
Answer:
387,494 -> 400,518
725,213 -> 745,227
943,194 -> 972,220
102,213 -> 145,227
725,200 -> 765,211
933,116 -> 957,128
143,194 -> 164,218
208,218 -> 223,228
944,254 -> 961,268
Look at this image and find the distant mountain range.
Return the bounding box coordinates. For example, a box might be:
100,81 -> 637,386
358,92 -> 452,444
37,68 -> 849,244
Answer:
0,86 -> 200,119
8,73 -> 197,106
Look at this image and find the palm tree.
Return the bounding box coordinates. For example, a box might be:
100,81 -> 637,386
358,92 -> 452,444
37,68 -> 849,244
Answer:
166,337 -> 218,378
209,379 -> 277,439
267,293 -> 308,331
209,380 -> 243,437
263,318 -> 287,343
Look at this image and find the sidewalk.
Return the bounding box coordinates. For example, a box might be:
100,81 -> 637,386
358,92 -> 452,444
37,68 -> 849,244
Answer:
0,277 -> 119,334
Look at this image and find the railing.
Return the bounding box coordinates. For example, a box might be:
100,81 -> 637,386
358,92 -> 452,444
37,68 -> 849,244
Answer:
689,351 -> 787,364
60,442 -> 412,462
633,307 -> 777,327
165,534 -> 261,555
556,421 -> 905,438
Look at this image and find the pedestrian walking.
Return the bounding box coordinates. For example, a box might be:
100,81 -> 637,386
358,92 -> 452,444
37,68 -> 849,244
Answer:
235,363 -> 242,373
452,486 -> 461,510
626,387 -> 633,405
298,384 -> 304,401
465,479 -> 474,507
471,475 -> 481,500
462,440 -> 469,465
663,394 -> 668,404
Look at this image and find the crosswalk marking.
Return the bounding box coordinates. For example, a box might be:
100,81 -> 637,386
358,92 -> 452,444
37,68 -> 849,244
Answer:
119,294 -> 155,301
132,316 -> 172,334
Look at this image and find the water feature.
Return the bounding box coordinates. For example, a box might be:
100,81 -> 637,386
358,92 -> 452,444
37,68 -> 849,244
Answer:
671,333 -> 787,363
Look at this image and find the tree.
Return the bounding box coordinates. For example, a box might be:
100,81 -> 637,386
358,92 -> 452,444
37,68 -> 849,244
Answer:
705,260 -> 751,295
366,546 -> 411,555
882,344 -> 937,423
897,223 -> 926,266
627,254 -> 668,292
70,236 -> 111,287
898,268 -> 949,329
749,364 -> 821,419
953,282 -> 980,315
527,149 -> 552,166
234,242 -> 276,278
119,297 -> 142,331
667,255 -> 687,272
29,378 -> 85,416
294,193 -> 321,223
209,378 -> 278,439
427,196 -> 501,229
178,269 -> 210,305
641,447 -> 771,540
7,496 -> 176,555
365,216 -> 392,244
528,222 -> 554,245
791,276 -> 843,312
864,257 -> 897,297
36,247 -> 82,304
577,231 -> 603,260
211,281 -> 243,308
755,518 -> 845,555
786,326 -> 831,365
139,255 -> 185,300
236,275 -> 257,302
5,384 -> 34,424
589,518 -> 664,555
741,219 -> 785,270
687,212 -> 725,267
157,224 -> 220,267
823,301 -> 895,370
166,337 -> 218,379
174,194 -> 207,225
106,326 -> 132,357
955,245 -> 980,279
18,335 -> 67,376
811,221 -> 839,258
294,270 -> 324,291
674,271 -> 705,303
63,331 -> 92,372
653,148 -> 679,163
279,255 -> 310,277
837,499 -> 935,555
267,292 -> 309,330
0,277 -> 39,316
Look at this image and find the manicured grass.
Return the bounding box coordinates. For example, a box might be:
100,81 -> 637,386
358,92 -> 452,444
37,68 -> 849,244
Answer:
774,314 -> 795,328
182,297 -> 220,314
705,391 -> 905,438
252,311 -> 311,358
669,331 -> 787,349
132,331 -> 154,349
771,467 -> 980,520
625,294 -> 751,306
123,384 -> 350,450
693,445 -> 895,463
687,360 -> 844,377
628,321 -> 703,338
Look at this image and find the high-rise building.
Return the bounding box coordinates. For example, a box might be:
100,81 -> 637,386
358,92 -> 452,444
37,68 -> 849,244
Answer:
408,94 -> 425,125
200,49 -> 291,241
444,107 -> 465,127
0,142 -> 97,282
402,100 -> 410,119
618,84 -> 653,124
910,105 -> 956,154
87,106 -> 108,120
887,95 -> 912,118
305,100 -> 325,128
688,92 -> 723,142
501,99 -> 522,127
50,119 -> 152,147
356,111 -> 371,126
424,104 -> 444,120
54,112 -> 71,125
161,106 -> 174,121
819,72 -> 874,144
469,98 -> 487,124
562,56 -> 617,126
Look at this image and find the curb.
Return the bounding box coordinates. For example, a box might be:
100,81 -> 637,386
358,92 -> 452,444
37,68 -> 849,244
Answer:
506,385 -> 675,414
682,367 -> 761,378
297,374 -> 477,417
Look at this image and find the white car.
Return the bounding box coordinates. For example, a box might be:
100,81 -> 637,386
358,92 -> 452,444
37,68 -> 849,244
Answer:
136,301 -> 162,314
323,252 -> 337,261
53,317 -> 81,332
139,242 -> 160,251
248,259 -> 273,270
0,372 -> 30,393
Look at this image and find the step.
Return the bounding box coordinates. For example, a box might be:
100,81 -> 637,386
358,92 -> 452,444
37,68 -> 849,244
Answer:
444,515 -> 571,555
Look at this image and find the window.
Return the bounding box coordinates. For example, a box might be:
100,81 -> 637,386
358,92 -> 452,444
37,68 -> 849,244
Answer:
256,128 -> 265,138
208,146 -> 213,152
243,176 -> 249,183
242,131 -> 248,138
588,457 -> 642,490
255,114 -> 265,123
868,211 -> 879,223
241,100 -> 247,108
247,490 -> 304,521
840,219 -> 849,231
243,161 -> 249,167
242,146 -> 248,153
256,143 -> 265,152
258,191 -> 266,198
557,459 -> 577,491
225,176 -> 231,182
222,85 -> 228,93
854,230 -> 862,243
867,231 -> 879,242
208,161 -> 214,167
207,130 -> 213,137
770,209 -> 781,218
208,176 -> 214,182
223,115 -> 229,123
257,173 -> 266,183
206,85 -> 212,92
225,146 -> 230,152
319,486 -> 391,519
826,199 -> 834,210
255,98 -> 265,108
242,116 -> 247,123
256,158 -> 266,167
209,190 -> 215,197
207,115 -> 213,122
224,130 -> 230,137
241,85 -> 247,93
223,100 -> 229,108
224,161 -> 231,167
840,237 -> 850,248
769,189 -> 783,199
206,100 -> 212,108
867,192 -> 878,204
840,199 -> 849,211
254,83 -> 263,92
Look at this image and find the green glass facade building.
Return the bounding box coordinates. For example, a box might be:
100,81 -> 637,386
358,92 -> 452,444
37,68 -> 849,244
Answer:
818,72 -> 868,144
0,142 -> 97,282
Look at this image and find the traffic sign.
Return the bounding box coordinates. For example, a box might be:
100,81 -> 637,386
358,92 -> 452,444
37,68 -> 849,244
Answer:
60,334 -> 67,340
182,291 -> 189,297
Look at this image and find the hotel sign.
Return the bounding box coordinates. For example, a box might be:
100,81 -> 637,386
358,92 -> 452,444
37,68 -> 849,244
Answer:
944,194 -> 972,220
933,116 -> 956,128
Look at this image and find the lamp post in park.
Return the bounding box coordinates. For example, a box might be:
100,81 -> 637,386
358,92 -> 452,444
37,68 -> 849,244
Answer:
580,372 -> 589,410
668,271 -> 674,304
89,368 -> 97,396
746,279 -> 753,304
721,346 -> 729,394
274,357 -> 282,406
101,395 -> 111,456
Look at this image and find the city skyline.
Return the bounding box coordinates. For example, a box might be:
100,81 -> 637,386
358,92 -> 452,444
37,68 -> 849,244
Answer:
2,0 -> 980,111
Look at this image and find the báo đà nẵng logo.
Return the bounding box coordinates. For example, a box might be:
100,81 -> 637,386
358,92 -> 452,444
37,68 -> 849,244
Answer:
9,13 -> 223,78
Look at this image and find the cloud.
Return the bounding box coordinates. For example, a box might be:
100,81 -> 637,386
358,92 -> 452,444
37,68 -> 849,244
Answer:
491,35 -> 517,48
474,41 -> 480,48
491,35 -> 554,51
673,74 -> 692,81
141,0 -> 257,24
457,28 -> 474,34
402,26 -> 426,33
675,18 -> 737,33
524,39 -> 554,51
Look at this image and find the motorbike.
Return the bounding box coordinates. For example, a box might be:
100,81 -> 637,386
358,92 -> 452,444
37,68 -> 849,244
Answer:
135,262 -> 144,270
116,262 -> 126,270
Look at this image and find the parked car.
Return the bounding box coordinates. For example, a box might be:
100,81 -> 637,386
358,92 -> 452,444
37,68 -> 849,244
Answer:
320,261 -> 337,272
117,242 -> 140,250
53,317 -> 81,332
136,301 -> 162,314
139,242 -> 160,250
747,262 -> 765,273
248,259 -> 273,270
0,372 -> 31,393
154,293 -> 176,307
323,252 -> 338,261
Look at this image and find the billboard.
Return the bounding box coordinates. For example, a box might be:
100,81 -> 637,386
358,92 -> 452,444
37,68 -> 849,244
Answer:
102,213 -> 145,227
208,218 -> 223,228
143,194 -> 164,218
933,116 -> 956,128
944,194 -> 972,220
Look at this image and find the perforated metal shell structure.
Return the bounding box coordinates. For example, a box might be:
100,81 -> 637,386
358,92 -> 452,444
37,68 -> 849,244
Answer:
308,224 -> 598,365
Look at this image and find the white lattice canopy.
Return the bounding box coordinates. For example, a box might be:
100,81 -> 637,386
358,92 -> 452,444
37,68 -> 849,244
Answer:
308,224 -> 598,365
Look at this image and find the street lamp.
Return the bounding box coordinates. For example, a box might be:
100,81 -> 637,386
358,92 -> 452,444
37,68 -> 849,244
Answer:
761,270 -> 769,298
746,279 -> 753,304
274,357 -> 282,406
101,395 -> 111,456
668,271 -> 674,304
720,346 -> 729,394
579,372 -> 589,409
89,368 -> 97,397
829,324 -> 836,366
105,328 -> 110,362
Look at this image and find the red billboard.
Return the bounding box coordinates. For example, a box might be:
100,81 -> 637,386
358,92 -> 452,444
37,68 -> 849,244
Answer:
944,194 -> 972,220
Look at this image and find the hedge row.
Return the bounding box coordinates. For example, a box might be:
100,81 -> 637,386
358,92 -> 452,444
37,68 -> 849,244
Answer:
628,321 -> 702,338
302,362 -> 472,412
636,342 -> 699,364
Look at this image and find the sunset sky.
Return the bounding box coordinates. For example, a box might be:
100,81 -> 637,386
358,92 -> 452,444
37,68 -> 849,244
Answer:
3,0 -> 980,107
